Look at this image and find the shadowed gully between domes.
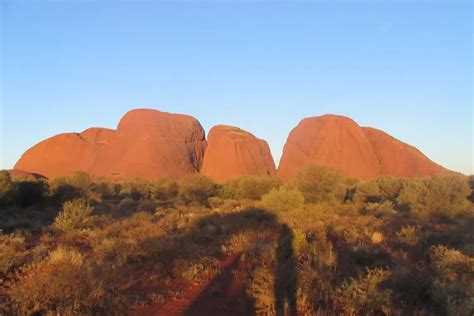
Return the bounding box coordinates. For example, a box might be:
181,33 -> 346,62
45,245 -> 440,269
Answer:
14,109 -> 447,181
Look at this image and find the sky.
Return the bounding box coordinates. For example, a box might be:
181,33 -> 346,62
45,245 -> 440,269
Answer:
1,0 -> 472,174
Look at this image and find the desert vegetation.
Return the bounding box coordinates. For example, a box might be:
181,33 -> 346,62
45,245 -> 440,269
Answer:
0,168 -> 473,315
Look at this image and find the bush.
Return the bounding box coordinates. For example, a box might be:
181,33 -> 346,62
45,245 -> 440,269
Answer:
120,178 -> 151,201
337,268 -> 392,314
179,174 -> 218,205
13,179 -> 47,207
294,165 -> 346,203
0,232 -> 26,274
220,176 -> 281,200
150,178 -> 179,201
261,187 -> 304,213
54,199 -> 93,231
91,179 -> 120,200
8,247 -> 121,314
363,200 -> 397,218
429,245 -> 474,314
352,180 -> 381,203
396,226 -> 421,247
398,175 -> 471,219
376,177 -> 405,201
49,171 -> 93,203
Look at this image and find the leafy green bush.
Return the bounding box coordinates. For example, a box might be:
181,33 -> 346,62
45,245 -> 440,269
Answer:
179,174 -> 218,206
54,199 -> 93,231
294,165 -> 346,203
261,187 -> 304,213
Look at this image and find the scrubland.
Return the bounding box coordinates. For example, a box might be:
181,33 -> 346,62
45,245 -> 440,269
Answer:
0,167 -> 473,315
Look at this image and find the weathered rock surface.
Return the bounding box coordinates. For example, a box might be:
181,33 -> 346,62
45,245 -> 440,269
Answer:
201,125 -> 276,182
278,114 -> 446,180
14,109 -> 207,180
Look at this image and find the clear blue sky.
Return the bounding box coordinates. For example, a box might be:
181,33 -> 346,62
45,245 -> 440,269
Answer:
1,1 -> 472,174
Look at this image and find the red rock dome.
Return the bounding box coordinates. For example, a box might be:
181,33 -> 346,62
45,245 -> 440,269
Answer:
201,125 -> 276,182
278,114 -> 446,180
14,109 -> 207,180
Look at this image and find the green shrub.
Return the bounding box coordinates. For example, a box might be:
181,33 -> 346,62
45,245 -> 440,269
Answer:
49,171 -> 93,202
337,268 -> 392,314
376,177 -> 405,201
54,199 -> 93,231
398,176 -> 471,219
352,180 -> 381,203
179,174 -> 218,205
294,165 -> 346,203
220,176 -> 281,200
261,187 -> 304,213
150,178 -> 179,201
91,179 -> 120,200
120,178 -> 151,201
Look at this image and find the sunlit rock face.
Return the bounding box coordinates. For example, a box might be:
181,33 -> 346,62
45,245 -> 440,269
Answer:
278,114 -> 446,180
201,125 -> 276,182
15,109 -> 207,180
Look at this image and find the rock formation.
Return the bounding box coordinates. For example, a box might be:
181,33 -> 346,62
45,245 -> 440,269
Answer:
201,125 -> 276,182
14,109 -> 447,181
14,109 -> 207,180
362,127 -> 445,178
278,114 -> 445,180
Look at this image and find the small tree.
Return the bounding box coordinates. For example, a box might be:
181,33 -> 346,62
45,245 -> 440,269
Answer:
294,165 -> 346,203
54,199 -> 93,231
